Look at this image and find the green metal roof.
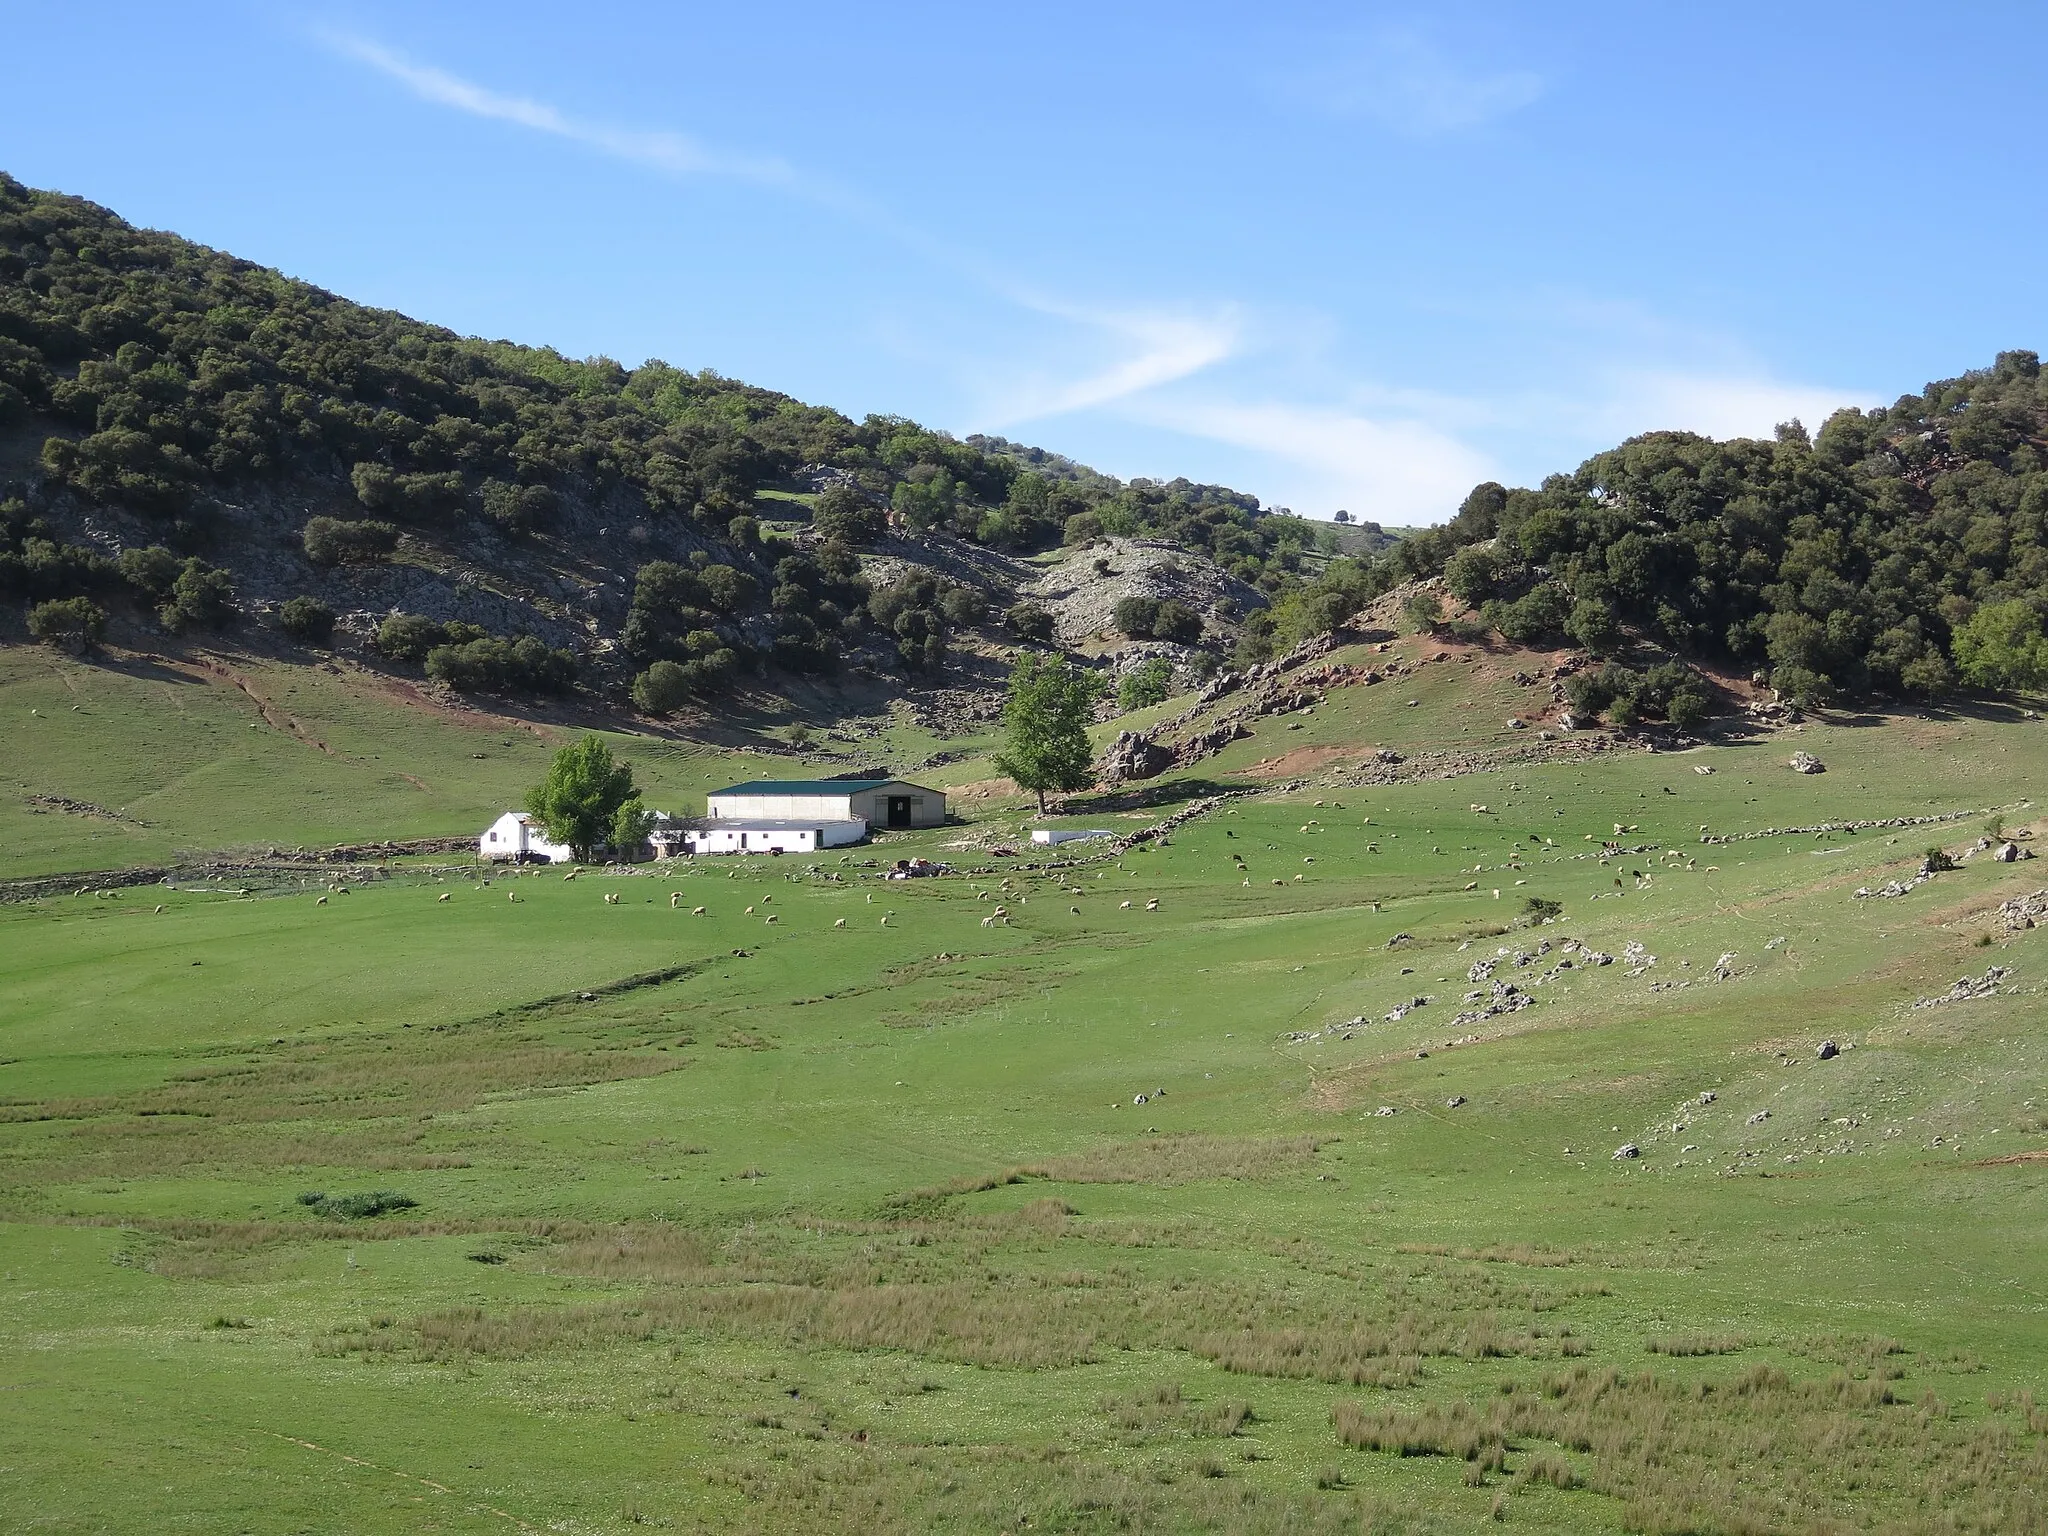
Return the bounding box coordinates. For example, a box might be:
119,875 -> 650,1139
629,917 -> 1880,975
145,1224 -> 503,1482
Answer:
709,779 -> 919,797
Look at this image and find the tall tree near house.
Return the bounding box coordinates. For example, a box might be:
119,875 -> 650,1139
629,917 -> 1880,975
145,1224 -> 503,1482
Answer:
525,736 -> 638,862
994,653 -> 1104,814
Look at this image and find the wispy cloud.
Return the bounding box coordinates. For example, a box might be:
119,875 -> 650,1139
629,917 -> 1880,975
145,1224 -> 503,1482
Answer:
1286,26 -> 1542,136
1124,397 -> 1498,520
982,303 -> 1242,423
1589,370 -> 1862,444
315,29 -> 801,187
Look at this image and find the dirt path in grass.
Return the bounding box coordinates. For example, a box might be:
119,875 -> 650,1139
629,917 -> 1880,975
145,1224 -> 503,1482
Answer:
260,1430 -> 544,1531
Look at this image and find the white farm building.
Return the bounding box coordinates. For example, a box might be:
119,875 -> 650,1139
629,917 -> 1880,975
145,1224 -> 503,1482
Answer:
478,811 -> 573,864
705,778 -> 946,831
680,818 -> 867,855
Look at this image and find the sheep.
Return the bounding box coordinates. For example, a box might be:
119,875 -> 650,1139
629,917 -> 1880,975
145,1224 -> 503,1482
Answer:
1145,899 -> 1159,911
1071,906 -> 1081,914
671,893 -> 683,908
604,892 -> 621,905
316,896 -> 328,906
508,891 -> 518,902
563,869 -> 578,881
981,914 -> 995,928
834,918 -> 846,929
765,914 -> 778,924
154,904 -> 164,914
437,892 -> 451,903
1120,900 -> 1132,909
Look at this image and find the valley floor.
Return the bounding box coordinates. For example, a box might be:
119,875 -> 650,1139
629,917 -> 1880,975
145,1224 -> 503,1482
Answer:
3,637 -> 2047,1533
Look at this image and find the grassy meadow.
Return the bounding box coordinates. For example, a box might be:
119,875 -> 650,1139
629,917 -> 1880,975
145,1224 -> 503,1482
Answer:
4,635 -> 2048,1532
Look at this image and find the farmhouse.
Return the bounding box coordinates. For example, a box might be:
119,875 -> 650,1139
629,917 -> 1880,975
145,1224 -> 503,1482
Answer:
707,778 -> 946,830
478,811 -> 573,864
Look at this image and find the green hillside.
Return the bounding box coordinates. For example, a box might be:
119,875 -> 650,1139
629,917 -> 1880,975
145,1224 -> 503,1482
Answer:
5,616 -> 2047,1533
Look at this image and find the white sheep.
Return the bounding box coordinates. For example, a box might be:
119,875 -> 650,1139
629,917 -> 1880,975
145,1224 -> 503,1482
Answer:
692,905 -> 706,915
316,896 -> 327,906
437,892 -> 450,903
834,918 -> 846,929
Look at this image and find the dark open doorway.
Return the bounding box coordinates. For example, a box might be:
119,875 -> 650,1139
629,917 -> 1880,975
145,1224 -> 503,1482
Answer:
886,796 -> 912,828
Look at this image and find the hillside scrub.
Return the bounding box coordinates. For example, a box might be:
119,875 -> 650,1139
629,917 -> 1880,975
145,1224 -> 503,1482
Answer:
0,173 -> 1318,676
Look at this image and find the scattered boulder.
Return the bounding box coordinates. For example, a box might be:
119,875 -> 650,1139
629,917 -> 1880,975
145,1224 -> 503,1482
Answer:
1816,1040 -> 1839,1061
1446,1095 -> 1467,1108
1790,751 -> 1826,774
1097,729 -> 1174,785
1612,1142 -> 1640,1160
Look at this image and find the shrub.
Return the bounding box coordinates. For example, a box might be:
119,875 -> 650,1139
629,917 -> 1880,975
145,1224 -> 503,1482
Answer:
377,612 -> 457,665
1118,657 -> 1174,712
27,596 -> 106,651
1566,599 -> 1622,654
302,516 -> 399,566
478,479 -> 556,535
1113,595 -> 1161,638
698,564 -> 758,614
1402,589 -> 1443,634
297,1190 -> 417,1220
425,636 -> 575,695
1005,603 -> 1056,645
939,586 -> 986,626
1152,599 -> 1203,645
116,544 -> 181,598
812,483 -> 887,544
277,596 -> 335,645
159,559 -> 236,632
632,660 -> 692,715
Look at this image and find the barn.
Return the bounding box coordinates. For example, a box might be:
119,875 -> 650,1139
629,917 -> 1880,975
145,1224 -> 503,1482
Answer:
478,811 -> 573,864
706,778 -> 946,830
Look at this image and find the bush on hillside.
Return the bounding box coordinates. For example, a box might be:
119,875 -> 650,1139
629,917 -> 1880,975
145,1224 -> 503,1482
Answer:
27,595 -> 106,651
1005,602 -> 1056,645
159,559 -> 236,632
424,635 -> 575,695
303,516 -> 399,566
376,612 -> 485,666
277,595 -> 335,645
1118,657 -> 1174,711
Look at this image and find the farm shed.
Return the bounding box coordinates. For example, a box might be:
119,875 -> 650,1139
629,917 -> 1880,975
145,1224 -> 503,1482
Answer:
681,818 -> 868,855
707,778 -> 945,830
478,811 -> 573,864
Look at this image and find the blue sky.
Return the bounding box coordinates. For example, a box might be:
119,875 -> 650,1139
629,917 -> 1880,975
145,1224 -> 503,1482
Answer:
7,3 -> 2046,523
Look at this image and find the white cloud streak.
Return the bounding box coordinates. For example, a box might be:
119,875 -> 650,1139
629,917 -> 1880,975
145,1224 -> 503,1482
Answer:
316,30 -> 801,187
1288,27 -> 1542,136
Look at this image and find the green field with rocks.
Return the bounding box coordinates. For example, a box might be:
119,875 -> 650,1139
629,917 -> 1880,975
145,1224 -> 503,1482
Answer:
4,639 -> 2047,1534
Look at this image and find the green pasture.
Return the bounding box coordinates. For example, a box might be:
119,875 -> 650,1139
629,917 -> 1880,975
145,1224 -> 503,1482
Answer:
4,641 -> 2048,1532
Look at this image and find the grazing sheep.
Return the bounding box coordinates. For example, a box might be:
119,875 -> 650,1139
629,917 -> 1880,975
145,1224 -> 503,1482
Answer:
1071,906 -> 1081,914
154,904 -> 164,914
1145,900 -> 1159,911
316,896 -> 327,906
834,918 -> 846,929
1120,900 -> 1133,909
692,905 -> 707,915
745,905 -> 755,915
765,914 -> 778,924
604,892 -> 621,905
563,869 -> 578,881
671,893 -> 683,908
437,892 -> 451,903
981,914 -> 995,928
508,891 -> 518,902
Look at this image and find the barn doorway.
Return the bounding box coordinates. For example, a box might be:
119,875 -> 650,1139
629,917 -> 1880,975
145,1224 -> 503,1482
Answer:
886,796 -> 912,828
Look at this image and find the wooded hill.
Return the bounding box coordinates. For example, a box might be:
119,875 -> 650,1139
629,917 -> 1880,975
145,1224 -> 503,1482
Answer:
1270,357 -> 2048,708
0,173 -> 1351,708
2,168 -> 2044,720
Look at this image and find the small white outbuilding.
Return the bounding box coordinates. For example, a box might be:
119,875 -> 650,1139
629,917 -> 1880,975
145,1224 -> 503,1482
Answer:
479,811 -> 573,864
706,777 -> 945,829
